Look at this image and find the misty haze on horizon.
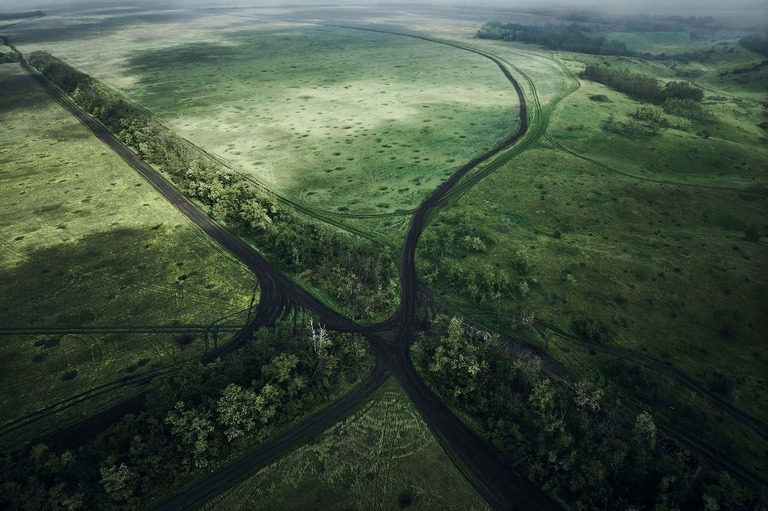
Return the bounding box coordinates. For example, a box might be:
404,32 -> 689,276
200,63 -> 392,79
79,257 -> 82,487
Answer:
1,0 -> 767,16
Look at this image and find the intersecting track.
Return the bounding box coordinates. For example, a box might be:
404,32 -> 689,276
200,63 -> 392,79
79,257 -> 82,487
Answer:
4,26 -> 562,509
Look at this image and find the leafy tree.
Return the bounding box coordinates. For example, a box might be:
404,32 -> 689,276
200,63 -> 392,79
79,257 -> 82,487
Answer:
165,401 -> 215,468
216,384 -> 260,442
99,462 -> 137,503
462,235 -> 487,252
428,317 -> 490,398
632,411 -> 657,451
573,380 -> 604,413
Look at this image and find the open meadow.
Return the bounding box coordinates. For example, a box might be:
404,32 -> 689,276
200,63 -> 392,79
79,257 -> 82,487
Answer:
0,59 -> 258,447
7,8 -> 520,240
1,3 -> 767,509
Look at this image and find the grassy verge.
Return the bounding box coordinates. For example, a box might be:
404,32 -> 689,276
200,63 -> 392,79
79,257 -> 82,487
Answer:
199,378 -> 488,511
0,61 -> 257,447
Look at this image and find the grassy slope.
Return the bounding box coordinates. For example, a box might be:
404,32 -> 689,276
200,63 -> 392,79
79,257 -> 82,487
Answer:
198,378 -> 488,511
416,34 -> 768,474
0,61 -> 258,447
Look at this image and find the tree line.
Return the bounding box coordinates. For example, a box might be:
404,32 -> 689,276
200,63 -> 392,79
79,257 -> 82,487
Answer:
413,315 -> 763,510
740,33 -> 768,58
477,22 -> 636,57
0,314 -> 371,509
477,21 -> 716,63
527,10 -> 719,31
0,11 -> 44,20
27,51 -> 398,322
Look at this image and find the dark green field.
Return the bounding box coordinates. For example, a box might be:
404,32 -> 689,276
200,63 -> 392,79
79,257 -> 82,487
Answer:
417,20 -> 768,479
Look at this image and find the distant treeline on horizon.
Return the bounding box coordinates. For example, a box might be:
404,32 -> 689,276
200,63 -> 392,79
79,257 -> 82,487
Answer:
0,11 -> 44,21
526,9 -> 720,29
478,22 -> 637,57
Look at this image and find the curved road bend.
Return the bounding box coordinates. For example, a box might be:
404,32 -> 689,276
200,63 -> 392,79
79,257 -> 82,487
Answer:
8,36 -> 559,510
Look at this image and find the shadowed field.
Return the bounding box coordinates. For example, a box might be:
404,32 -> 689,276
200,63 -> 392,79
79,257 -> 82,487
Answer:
0,61 -> 258,447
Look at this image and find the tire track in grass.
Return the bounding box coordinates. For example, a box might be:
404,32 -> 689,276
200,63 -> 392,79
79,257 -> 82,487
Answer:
534,321 -> 768,443
146,359 -> 389,511
544,134 -> 768,196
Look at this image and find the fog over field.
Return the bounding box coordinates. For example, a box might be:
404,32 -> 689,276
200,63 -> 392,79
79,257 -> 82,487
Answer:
1,0 -> 767,13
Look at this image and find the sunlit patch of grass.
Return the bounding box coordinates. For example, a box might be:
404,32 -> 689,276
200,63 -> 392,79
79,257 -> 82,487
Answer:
9,18 -> 520,235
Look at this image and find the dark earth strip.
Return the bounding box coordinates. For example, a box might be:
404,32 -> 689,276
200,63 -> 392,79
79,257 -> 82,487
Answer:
0,326 -> 244,335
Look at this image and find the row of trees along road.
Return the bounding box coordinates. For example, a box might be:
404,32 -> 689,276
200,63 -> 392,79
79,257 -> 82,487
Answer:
413,316 -> 763,510
0,315 -> 371,509
26,51 -> 399,322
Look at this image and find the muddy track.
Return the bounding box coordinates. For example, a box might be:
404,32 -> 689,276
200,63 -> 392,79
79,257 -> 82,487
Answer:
6,28 -> 565,509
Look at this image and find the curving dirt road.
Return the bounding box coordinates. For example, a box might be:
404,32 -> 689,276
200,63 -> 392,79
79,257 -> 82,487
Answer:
7,27 -> 555,510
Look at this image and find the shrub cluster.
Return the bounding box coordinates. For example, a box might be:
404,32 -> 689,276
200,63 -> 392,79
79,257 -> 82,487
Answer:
740,33 -> 768,58
0,52 -> 20,63
602,106 -> 692,137
581,63 -> 703,105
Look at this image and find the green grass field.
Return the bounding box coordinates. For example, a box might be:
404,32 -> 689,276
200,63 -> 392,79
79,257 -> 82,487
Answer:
199,378 -> 488,511
8,10 -> 520,240
3,4 -> 767,504
0,61 -> 258,447
416,32 -> 768,473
